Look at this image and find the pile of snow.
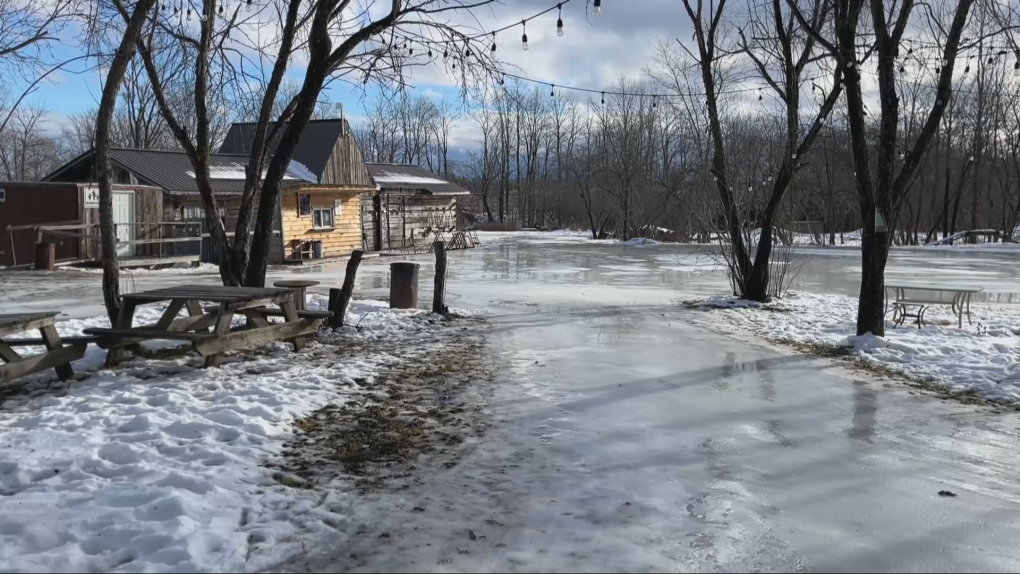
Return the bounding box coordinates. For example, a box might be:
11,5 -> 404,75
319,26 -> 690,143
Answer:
0,297 -> 451,573
619,237 -> 658,246
689,292 -> 1020,404
60,263 -> 221,275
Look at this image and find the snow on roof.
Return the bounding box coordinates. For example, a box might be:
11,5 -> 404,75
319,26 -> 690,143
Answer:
371,174 -> 450,185
185,160 -> 315,182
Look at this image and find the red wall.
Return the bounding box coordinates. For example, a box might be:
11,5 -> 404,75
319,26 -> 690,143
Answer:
0,182 -> 81,267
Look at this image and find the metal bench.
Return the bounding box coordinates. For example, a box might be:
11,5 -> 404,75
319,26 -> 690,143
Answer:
885,282 -> 983,329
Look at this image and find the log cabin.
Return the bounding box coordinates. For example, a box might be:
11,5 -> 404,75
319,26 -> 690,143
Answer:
41,118 -> 375,264
362,162 -> 471,252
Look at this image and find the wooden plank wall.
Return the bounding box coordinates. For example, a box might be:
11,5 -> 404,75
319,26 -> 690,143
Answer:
320,127 -> 374,187
135,187 -> 163,256
380,192 -> 458,250
359,192 -> 378,251
280,189 -> 363,260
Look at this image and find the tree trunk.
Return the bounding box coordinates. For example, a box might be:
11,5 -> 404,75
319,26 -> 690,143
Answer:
856,220 -> 891,336
96,0 -> 159,324
328,249 -> 362,327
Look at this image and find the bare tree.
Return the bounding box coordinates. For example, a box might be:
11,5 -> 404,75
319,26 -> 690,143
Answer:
790,0 -> 976,335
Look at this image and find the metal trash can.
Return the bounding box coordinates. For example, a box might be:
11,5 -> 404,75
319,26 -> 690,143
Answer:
312,240 -> 323,259
389,262 -> 420,309
34,242 -> 55,271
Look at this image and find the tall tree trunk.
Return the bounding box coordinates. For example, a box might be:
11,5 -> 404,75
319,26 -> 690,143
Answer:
96,0 -> 159,323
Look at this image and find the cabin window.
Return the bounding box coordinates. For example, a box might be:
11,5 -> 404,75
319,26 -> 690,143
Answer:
313,207 -> 334,229
298,193 -> 311,216
334,199 -> 343,218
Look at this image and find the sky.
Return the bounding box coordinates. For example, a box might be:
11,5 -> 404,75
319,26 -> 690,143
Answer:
26,0 -> 695,155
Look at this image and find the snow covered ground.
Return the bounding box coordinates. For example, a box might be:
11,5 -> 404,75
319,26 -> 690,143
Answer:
688,292 -> 1020,404
0,296 -> 458,573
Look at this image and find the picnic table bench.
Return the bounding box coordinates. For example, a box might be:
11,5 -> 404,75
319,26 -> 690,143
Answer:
885,282 -> 982,329
0,312 -> 86,384
83,285 -> 331,368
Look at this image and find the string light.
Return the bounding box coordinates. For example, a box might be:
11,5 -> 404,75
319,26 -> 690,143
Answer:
428,47 -> 432,57
464,41 -> 471,58
550,84 -> 555,97
186,7 -> 191,20
443,49 -> 449,62
218,4 -> 223,14
601,91 -> 605,105
652,95 -> 656,108
593,0 -> 601,17
491,32 -> 497,53
246,0 -> 252,12
521,20 -> 528,51
557,4 -> 564,37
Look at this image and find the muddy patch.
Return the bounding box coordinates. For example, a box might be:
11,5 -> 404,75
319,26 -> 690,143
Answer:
269,315 -> 493,489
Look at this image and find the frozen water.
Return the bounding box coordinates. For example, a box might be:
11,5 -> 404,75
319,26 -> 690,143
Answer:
2,231 -> 1020,572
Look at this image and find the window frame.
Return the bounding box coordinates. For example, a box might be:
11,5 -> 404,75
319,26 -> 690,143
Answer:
298,193 -> 311,216
312,206 -> 334,230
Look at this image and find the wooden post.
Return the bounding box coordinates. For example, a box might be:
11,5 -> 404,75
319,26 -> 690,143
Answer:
433,241 -> 448,315
328,250 -> 362,328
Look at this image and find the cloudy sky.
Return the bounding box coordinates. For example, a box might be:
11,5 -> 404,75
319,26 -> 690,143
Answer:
31,0 -> 696,149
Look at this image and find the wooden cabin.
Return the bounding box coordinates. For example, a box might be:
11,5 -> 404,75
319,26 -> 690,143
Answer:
219,119 -> 375,261
363,163 -> 471,252
42,118 -> 375,264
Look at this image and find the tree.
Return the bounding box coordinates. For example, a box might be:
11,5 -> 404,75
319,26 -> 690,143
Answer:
790,0 -> 976,335
94,0 -> 161,323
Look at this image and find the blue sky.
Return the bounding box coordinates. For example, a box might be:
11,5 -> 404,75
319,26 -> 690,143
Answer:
23,0 -> 692,150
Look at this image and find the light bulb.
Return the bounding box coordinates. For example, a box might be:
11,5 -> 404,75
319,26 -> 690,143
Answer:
443,50 -> 448,62
246,0 -> 252,12
186,8 -> 191,20
557,18 -> 563,37
522,34 -> 528,50
593,0 -> 601,16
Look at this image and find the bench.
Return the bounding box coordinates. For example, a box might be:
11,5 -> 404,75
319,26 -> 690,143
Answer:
4,335 -> 99,347
885,283 -> 982,329
1,312 -> 86,384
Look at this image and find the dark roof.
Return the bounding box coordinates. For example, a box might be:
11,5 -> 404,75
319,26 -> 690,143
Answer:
218,118 -> 350,183
365,162 -> 470,196
44,148 -> 314,196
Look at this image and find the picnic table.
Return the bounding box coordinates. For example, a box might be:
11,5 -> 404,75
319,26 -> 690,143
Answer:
0,312 -> 86,384
885,281 -> 983,329
273,280 -> 320,311
84,285 -> 331,368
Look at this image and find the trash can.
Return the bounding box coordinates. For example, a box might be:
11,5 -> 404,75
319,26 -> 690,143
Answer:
312,240 -> 323,259
389,262 -> 420,309
34,242 -> 55,271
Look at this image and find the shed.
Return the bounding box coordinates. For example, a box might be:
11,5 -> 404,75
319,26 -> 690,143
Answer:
0,181 -> 162,267
363,163 -> 471,252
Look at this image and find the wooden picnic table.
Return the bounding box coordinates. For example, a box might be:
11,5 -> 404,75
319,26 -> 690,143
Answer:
84,285 -> 331,368
885,281 -> 983,329
272,280 -> 320,311
0,312 -> 86,384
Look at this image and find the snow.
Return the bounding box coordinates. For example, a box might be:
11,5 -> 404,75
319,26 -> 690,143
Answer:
689,292 -> 1020,404
619,237 -> 658,246
0,296 -> 448,573
370,174 -> 449,185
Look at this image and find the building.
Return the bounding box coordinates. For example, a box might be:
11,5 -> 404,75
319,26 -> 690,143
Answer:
36,118 -> 374,264
0,181 -> 161,267
363,162 -> 471,252
218,119 -> 375,261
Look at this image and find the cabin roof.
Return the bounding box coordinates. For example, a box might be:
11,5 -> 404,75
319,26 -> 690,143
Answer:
365,162 -> 470,196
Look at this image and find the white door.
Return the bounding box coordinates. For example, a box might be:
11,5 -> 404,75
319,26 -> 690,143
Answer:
113,192 -> 136,257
